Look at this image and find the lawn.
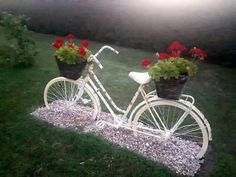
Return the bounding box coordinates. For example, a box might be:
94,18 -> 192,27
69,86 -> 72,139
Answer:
0,32 -> 236,177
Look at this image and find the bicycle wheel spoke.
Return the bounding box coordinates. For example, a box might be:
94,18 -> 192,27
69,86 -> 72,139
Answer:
171,106 -> 184,128
139,110 -> 159,129
52,83 -> 66,100
44,78 -> 100,119
150,106 -> 165,130
133,100 -> 208,158
176,127 -> 202,135
166,105 -> 171,129
176,123 -> 199,131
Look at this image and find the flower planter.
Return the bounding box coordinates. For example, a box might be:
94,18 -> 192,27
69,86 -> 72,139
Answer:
154,75 -> 189,100
55,58 -> 86,80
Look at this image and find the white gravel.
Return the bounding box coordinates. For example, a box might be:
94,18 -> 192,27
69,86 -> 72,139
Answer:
31,101 -> 202,176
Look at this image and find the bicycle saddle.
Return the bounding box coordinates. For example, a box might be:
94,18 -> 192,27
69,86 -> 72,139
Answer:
129,72 -> 151,85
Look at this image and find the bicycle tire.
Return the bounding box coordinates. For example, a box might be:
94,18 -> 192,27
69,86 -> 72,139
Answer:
44,77 -> 100,120
132,100 -> 208,158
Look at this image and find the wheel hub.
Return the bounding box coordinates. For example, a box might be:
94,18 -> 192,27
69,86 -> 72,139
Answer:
163,130 -> 172,140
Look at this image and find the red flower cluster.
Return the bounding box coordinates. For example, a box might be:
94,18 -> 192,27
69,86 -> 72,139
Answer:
140,41 -> 207,67
159,41 -> 207,60
159,53 -> 170,60
81,40 -> 89,48
170,52 -> 180,58
141,59 -> 152,68
159,52 -> 182,60
67,34 -> 75,40
53,38 -> 64,49
167,41 -> 186,52
78,47 -> 86,56
189,47 -> 207,60
52,34 -> 90,57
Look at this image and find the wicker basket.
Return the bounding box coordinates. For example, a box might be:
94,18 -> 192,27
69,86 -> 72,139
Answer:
155,75 -> 189,100
55,58 -> 86,80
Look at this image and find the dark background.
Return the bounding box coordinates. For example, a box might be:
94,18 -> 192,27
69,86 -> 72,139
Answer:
0,0 -> 236,66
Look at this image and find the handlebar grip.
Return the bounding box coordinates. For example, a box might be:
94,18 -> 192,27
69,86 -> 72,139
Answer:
95,45 -> 119,57
107,46 -> 119,54
110,48 -> 119,54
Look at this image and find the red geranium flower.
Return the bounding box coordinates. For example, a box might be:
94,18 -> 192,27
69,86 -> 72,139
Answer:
53,42 -> 63,49
52,38 -> 65,49
189,47 -> 207,59
67,34 -> 75,40
81,40 -> 89,48
199,50 -> 207,59
170,52 -> 180,58
167,41 -> 186,52
189,47 -> 199,55
55,38 -> 64,44
141,59 -> 152,68
78,47 -> 86,56
159,53 -> 170,60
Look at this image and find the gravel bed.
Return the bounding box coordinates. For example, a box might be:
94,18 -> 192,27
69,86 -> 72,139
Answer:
31,101 -> 202,176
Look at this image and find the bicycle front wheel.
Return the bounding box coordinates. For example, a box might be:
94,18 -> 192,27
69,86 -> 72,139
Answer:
44,77 -> 100,120
132,100 -> 208,158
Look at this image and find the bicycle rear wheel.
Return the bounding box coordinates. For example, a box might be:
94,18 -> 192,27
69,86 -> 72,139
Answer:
132,100 -> 208,158
44,77 -> 100,120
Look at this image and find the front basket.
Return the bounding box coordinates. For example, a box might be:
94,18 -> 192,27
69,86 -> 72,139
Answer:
55,59 -> 87,80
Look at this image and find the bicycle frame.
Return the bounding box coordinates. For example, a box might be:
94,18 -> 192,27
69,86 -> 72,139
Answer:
81,67 -> 198,139
78,61 -> 151,128
75,48 -> 197,132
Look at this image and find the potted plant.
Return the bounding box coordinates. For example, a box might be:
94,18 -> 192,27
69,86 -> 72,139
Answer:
52,34 -> 92,80
143,41 -> 207,100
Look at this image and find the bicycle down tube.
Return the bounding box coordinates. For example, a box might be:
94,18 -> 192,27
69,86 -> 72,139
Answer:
87,71 -> 143,126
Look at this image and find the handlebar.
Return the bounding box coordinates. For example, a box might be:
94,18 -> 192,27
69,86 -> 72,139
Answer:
94,45 -> 119,57
88,45 -> 119,69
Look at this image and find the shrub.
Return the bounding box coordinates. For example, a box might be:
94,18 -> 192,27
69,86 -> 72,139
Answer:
0,45 -> 13,65
0,12 -> 38,67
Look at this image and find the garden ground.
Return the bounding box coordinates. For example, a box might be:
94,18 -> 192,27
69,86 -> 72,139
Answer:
0,32 -> 235,177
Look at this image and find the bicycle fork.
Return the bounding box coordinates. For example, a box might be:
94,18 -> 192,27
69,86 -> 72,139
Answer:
67,77 -> 89,107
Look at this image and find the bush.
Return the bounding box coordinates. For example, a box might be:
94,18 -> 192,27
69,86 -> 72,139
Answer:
0,12 -> 38,67
0,45 -> 13,65
0,1 -> 235,67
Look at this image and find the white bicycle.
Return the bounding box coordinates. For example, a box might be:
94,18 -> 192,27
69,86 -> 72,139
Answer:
44,45 -> 212,159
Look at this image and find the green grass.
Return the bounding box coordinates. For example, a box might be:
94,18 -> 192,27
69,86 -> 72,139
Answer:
0,32 -> 236,177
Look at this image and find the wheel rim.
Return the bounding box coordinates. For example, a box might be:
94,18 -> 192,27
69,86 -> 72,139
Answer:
133,100 -> 208,158
44,78 -> 99,119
